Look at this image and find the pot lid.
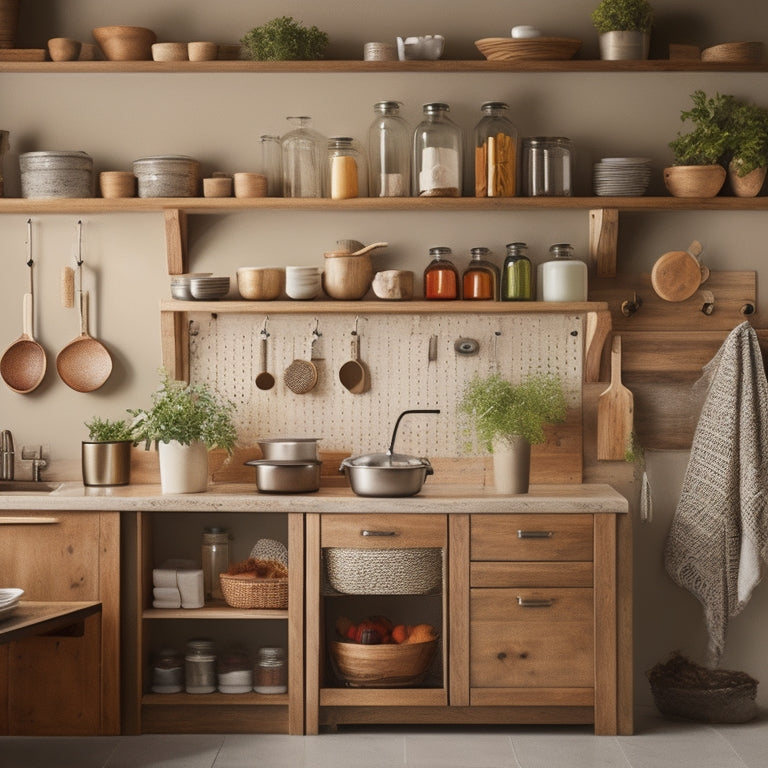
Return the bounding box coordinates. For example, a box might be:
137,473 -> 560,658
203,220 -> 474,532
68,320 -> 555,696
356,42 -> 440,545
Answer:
245,459 -> 321,467
341,452 -> 429,469
256,437 -> 321,444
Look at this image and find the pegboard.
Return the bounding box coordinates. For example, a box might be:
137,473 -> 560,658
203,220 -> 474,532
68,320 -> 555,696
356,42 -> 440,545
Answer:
188,312 -> 583,458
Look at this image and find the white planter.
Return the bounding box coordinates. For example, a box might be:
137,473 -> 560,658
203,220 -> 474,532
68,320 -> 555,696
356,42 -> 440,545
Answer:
492,435 -> 531,495
599,30 -> 650,61
158,439 -> 209,494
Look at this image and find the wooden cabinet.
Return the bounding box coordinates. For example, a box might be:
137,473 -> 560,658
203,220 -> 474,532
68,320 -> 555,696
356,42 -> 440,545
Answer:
0,511 -> 120,735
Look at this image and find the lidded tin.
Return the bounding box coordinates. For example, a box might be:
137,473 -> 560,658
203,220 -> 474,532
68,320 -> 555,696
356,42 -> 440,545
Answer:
132,155 -> 200,197
20,151 -> 94,198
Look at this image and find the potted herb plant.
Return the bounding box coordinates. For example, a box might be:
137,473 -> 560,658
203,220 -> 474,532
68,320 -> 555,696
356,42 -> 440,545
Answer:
725,100 -> 768,197
129,371 -> 237,494
82,416 -> 134,487
458,372 -> 567,494
241,16 -> 329,61
591,0 -> 653,60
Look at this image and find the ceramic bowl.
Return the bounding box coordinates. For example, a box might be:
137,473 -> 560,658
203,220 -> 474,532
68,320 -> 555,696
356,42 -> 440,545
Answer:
188,41 -> 218,61
48,37 -> 82,62
203,177 -> 232,198
92,26 -> 156,61
170,273 -> 213,301
152,42 -> 188,62
396,35 -> 445,61
189,276 -> 230,300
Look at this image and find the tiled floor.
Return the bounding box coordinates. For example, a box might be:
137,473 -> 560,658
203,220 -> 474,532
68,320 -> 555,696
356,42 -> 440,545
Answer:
1,708 -> 765,768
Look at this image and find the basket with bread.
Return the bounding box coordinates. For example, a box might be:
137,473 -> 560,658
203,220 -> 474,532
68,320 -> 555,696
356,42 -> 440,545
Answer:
219,557 -> 288,609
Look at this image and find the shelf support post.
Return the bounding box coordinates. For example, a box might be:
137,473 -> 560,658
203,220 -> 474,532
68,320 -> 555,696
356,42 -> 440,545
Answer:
589,208 -> 619,278
164,208 -> 188,275
160,310 -> 189,383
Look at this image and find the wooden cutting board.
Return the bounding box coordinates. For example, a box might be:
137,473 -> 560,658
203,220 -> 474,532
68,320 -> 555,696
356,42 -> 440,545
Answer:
651,239 -> 708,302
597,334 -> 634,461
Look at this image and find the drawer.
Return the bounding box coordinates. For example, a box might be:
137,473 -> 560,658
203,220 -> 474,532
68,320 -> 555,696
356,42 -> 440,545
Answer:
470,514 -> 593,562
320,514 -> 445,549
470,587 -> 594,688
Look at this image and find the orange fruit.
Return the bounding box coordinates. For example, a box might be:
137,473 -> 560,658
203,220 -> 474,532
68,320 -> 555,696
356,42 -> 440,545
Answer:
391,624 -> 409,644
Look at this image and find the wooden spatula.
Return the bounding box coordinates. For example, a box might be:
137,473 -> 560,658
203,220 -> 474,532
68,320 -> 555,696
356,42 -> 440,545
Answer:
597,335 -> 634,461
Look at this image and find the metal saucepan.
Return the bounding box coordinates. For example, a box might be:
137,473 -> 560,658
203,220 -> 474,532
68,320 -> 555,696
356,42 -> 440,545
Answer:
244,459 -> 321,493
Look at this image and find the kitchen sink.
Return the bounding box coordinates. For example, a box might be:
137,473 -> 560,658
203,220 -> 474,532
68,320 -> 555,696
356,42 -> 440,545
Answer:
0,480 -> 61,495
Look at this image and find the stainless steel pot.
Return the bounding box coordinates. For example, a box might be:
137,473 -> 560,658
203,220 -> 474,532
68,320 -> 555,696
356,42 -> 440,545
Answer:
257,438 -> 320,461
245,459 -> 321,493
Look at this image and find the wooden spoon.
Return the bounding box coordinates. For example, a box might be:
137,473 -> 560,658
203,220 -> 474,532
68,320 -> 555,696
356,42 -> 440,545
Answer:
324,241 -> 388,258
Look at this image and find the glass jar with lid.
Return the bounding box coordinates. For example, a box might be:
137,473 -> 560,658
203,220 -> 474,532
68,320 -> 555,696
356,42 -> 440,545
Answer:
473,101 -> 518,197
521,137 -> 574,196
151,648 -> 184,694
424,246 -> 459,299
281,116 -> 327,198
258,134 -> 282,197
413,103 -> 462,197
462,246 -> 499,300
185,638 -> 217,694
368,100 -> 411,197
328,136 -> 367,199
201,526 -> 229,602
254,646 -> 287,694
501,242 -> 532,301
540,243 -> 588,301
217,646 -> 253,694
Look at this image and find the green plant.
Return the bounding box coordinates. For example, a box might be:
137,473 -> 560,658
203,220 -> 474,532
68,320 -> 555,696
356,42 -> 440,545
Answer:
84,416 -> 134,442
241,16 -> 329,61
457,372 -> 567,451
668,90 -> 736,166
726,100 -> 768,176
591,0 -> 654,33
129,371 -> 237,453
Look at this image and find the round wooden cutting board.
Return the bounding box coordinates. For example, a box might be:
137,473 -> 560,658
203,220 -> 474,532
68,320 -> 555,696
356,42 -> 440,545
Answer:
650,240 -> 708,302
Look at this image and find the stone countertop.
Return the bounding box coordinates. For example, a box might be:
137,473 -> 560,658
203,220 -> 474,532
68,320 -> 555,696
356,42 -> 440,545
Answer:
0,482 -> 628,514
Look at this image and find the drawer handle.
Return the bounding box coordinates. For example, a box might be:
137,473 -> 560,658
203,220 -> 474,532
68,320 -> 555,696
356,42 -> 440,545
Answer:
517,530 -> 553,539
517,597 -> 554,608
361,530 -> 396,537
0,516 -> 60,525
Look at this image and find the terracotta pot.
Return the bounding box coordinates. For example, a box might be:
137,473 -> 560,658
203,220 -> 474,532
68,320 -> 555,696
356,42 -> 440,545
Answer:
728,162 -> 767,198
663,165 -> 726,198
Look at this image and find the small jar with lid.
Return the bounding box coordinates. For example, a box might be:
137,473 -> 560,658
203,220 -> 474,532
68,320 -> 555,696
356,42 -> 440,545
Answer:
462,246 -> 499,300
185,639 -> 217,694
281,116 -> 327,198
328,136 -> 367,199
473,101 -> 518,197
217,646 -> 253,694
501,242 -> 532,301
424,246 -> 459,300
368,100 -> 411,197
151,648 -> 184,694
540,243 -> 588,302
202,527 -> 229,601
253,646 -> 287,694
413,103 -> 462,197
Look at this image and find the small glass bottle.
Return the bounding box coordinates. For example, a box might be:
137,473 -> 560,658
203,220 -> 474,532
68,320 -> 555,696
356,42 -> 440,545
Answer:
462,246 -> 499,300
413,103 -> 462,197
540,243 -> 588,302
424,246 -> 459,300
281,116 -> 327,198
151,648 -> 184,694
201,526 -> 229,601
258,134 -> 282,197
328,136 -> 367,199
185,638 -> 217,694
253,646 -> 288,694
501,242 -> 532,301
368,100 -> 411,197
473,101 -> 518,197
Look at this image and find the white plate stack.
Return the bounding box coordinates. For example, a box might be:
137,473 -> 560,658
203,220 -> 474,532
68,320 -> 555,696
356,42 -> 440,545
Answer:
593,156 -> 652,196
0,588 -> 24,620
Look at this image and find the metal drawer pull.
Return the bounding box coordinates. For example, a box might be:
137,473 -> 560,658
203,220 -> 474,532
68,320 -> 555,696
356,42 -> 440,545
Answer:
517,597 -> 554,608
0,516 -> 60,525
361,530 -> 396,537
517,530 -> 553,539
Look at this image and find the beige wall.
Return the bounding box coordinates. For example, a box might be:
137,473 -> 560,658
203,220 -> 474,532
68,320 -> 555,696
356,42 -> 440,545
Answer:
2,0 -> 768,709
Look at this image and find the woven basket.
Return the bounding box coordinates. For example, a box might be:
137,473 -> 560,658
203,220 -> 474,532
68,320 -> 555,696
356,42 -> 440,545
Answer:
330,639 -> 438,687
325,547 -> 442,595
219,573 -> 288,609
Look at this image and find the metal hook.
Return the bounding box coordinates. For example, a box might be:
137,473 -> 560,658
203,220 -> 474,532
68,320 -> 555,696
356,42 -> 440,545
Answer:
75,219 -> 84,266
621,291 -> 642,317
353,315 -> 359,336
26,218 -> 32,267
260,316 -> 270,338
700,290 -> 715,316
312,318 -> 322,338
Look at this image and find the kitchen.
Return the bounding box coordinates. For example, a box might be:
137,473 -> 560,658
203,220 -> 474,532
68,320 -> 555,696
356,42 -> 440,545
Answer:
0,0 -> 767,765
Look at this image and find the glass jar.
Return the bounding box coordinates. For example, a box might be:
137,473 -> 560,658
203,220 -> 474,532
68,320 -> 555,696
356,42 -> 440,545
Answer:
281,116 -> 327,198
368,100 -> 411,197
521,137 -> 574,196
254,646 -> 287,694
328,136 -> 367,199
151,648 -> 184,694
424,246 -> 459,299
258,134 -> 282,197
413,103 -> 462,197
473,101 -> 518,197
185,638 -> 216,694
462,246 -> 499,300
501,242 -> 532,301
540,243 -> 588,301
201,526 -> 229,601
217,646 -> 253,694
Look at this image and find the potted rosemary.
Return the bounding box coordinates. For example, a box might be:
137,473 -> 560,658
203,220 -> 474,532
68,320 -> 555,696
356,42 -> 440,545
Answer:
240,16 -> 329,61
591,0 -> 653,60
458,372 -> 567,494
82,416 -> 134,487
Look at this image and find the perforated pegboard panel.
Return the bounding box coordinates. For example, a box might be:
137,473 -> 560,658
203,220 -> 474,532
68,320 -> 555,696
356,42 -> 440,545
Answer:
188,313 -> 583,457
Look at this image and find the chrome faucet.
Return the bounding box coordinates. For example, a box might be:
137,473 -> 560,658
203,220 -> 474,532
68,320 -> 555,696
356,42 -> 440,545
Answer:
21,444 -> 47,481
1,430 -> 14,480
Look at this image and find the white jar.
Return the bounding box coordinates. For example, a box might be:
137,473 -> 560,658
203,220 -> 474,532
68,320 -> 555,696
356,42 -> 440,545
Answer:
540,243 -> 588,302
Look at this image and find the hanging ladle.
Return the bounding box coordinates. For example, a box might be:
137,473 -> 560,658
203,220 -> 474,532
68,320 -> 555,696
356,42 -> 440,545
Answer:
0,219 -> 47,394
339,318 -> 370,394
255,319 -> 275,391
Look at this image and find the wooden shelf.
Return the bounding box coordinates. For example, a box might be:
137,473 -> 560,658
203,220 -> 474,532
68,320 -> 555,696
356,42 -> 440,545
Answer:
143,692 -> 289,706
143,603 -> 288,620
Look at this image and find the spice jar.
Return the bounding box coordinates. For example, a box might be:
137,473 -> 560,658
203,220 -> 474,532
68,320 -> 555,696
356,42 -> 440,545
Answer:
254,646 -> 287,694
151,648 -> 184,693
217,646 -> 253,694
474,101 -> 518,197
328,136 -> 367,199
462,246 -> 499,300
413,102 -> 462,197
258,134 -> 282,197
424,246 -> 459,300
185,639 -> 217,694
368,100 -> 411,197
540,243 -> 588,301
201,527 -> 229,602
501,242 -> 532,301
281,116 -> 327,198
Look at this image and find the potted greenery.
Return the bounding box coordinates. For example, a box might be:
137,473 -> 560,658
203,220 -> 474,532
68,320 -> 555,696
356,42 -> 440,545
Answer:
591,0 -> 653,60
458,372 -> 567,494
130,371 -> 237,494
725,100 -> 768,197
241,16 -> 329,61
82,416 -> 134,487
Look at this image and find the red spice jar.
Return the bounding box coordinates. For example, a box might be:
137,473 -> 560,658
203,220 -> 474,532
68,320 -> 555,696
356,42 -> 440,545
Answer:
424,246 -> 459,300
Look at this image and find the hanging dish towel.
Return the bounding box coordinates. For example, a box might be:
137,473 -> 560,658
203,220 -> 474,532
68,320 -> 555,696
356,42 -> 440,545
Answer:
664,321 -> 768,665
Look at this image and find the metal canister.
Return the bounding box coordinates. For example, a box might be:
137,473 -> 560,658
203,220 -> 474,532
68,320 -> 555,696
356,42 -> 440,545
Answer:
521,137 -> 574,196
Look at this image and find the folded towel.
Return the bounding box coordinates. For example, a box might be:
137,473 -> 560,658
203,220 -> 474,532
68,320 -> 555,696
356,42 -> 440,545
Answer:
153,587 -> 181,601
153,569 -> 178,588
152,597 -> 181,609
176,568 -> 204,609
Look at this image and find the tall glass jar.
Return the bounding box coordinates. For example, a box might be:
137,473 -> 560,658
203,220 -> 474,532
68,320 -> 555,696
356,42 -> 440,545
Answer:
462,246 -> 499,300
328,136 -> 367,199
151,648 -> 184,694
368,100 -> 410,197
185,638 -> 217,694
413,103 -> 462,197
253,646 -> 288,694
540,243 -> 588,301
473,101 -> 518,197
201,526 -> 229,601
281,116 -> 327,198
501,242 -> 532,301
258,134 -> 282,197
424,246 -> 459,299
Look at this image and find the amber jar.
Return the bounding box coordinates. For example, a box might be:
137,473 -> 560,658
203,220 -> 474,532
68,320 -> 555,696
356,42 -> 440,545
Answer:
424,246 -> 459,300
462,246 -> 499,300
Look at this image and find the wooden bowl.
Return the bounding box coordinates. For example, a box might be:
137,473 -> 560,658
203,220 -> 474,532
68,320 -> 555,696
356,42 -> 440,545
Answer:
236,267 -> 285,300
701,41 -> 764,64
152,42 -> 188,62
475,37 -> 581,61
99,171 -> 136,199
330,639 -> 438,687
92,26 -> 156,61
664,165 -> 726,198
47,37 -> 82,62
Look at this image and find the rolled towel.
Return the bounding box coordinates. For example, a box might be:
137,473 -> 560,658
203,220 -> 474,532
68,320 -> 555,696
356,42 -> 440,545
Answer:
176,568 -> 205,609
153,587 -> 181,602
153,568 -> 178,588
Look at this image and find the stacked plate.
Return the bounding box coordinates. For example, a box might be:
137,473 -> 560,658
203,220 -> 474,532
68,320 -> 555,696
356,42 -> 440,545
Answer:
593,157 -> 652,196
189,276 -> 230,300
0,588 -> 24,621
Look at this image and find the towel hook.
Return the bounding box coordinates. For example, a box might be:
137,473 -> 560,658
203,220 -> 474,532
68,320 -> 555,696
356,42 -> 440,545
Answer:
621,291 -> 642,317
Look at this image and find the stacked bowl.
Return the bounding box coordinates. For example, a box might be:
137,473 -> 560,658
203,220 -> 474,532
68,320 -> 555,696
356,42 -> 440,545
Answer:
285,266 -> 322,300
189,276 -> 230,300
593,156 -> 652,196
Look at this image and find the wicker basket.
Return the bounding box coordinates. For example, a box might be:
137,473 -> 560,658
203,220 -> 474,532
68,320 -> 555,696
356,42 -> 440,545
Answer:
219,573 -> 288,609
330,639 -> 438,687
324,547 -> 442,595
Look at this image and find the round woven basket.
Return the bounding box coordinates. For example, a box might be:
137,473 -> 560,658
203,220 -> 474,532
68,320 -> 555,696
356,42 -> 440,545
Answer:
330,639 -> 438,687
219,573 -> 288,609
